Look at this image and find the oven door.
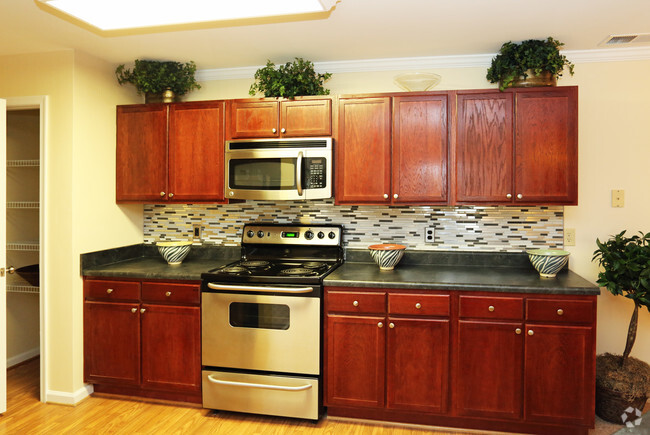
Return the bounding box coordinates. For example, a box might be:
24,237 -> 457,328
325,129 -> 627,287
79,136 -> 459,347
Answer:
202,290 -> 320,375
225,147 -> 332,200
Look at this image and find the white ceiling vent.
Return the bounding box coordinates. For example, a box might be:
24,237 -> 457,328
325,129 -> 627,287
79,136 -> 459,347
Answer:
599,33 -> 650,47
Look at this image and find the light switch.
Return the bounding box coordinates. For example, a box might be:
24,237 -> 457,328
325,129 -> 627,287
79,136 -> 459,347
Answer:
612,190 -> 624,208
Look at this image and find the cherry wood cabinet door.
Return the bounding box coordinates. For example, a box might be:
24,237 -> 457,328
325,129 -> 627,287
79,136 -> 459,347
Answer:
392,94 -> 448,204
455,92 -> 513,203
227,100 -> 279,138
524,324 -> 594,427
325,314 -> 386,408
141,304 -> 201,393
84,301 -> 140,386
116,104 -> 168,201
336,97 -> 391,204
280,99 -> 331,137
514,87 -> 578,204
168,101 -> 226,202
386,318 -> 449,413
455,320 -> 524,420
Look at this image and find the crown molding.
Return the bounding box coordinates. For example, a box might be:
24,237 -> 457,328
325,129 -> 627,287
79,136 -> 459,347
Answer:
195,46 -> 650,81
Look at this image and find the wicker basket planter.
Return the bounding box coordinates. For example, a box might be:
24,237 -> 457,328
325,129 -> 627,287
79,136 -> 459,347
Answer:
596,383 -> 647,424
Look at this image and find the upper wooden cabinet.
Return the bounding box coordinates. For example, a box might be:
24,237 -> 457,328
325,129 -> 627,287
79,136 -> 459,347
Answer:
226,98 -> 332,139
336,93 -> 449,205
116,101 -> 226,203
454,87 -> 578,205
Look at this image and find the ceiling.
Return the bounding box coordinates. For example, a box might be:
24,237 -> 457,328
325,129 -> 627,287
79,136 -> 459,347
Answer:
1,0 -> 650,72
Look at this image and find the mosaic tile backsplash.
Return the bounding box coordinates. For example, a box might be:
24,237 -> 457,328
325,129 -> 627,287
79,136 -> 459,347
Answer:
143,200 -> 564,253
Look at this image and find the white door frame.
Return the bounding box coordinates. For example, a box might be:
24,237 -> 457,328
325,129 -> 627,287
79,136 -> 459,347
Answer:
0,98 -> 7,413
5,96 -> 48,403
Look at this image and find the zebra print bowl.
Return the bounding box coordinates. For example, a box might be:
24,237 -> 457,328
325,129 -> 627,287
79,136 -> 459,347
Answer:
368,244 -> 406,270
527,249 -> 570,278
157,241 -> 192,265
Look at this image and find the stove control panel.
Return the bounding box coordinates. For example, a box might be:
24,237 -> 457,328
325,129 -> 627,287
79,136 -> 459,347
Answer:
242,225 -> 342,246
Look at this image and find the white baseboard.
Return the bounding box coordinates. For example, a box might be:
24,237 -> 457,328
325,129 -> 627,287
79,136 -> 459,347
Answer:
7,347 -> 40,368
45,384 -> 94,405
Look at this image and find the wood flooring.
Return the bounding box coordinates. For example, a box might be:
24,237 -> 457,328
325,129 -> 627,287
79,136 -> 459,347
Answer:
0,358 -> 634,434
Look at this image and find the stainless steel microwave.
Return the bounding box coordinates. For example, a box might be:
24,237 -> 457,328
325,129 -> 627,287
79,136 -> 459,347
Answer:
225,138 -> 333,201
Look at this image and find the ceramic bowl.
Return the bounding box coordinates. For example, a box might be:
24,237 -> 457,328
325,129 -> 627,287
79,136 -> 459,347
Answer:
393,72 -> 441,92
527,249 -> 570,278
368,244 -> 407,270
157,241 -> 192,265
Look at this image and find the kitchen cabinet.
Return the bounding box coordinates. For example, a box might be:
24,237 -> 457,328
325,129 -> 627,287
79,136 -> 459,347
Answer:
116,101 -> 226,203
325,288 -> 450,414
83,278 -> 201,403
454,87 -> 578,205
336,94 -> 449,205
226,98 -> 332,139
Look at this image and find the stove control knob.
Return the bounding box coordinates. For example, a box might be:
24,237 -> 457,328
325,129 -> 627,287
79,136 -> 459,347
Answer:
317,231 -> 325,239
305,230 -> 314,240
246,230 -> 255,238
257,231 -> 265,238
328,231 -> 336,240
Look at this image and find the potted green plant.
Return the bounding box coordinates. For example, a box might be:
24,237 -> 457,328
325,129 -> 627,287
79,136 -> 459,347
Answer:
486,37 -> 575,91
115,59 -> 201,103
592,230 -> 650,423
249,57 -> 332,99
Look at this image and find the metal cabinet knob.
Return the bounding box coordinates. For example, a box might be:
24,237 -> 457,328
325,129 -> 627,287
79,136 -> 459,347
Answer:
515,328 -> 522,335
393,194 -> 398,199
131,308 -> 137,313
383,194 -> 389,199
415,303 -> 421,309
389,322 -> 395,329
272,128 -> 277,134
106,288 -> 114,294
517,193 -> 523,199
140,308 -> 146,314
280,128 -> 286,133
378,322 -> 383,328
506,193 -> 512,199
168,193 -> 174,198
160,191 -> 165,197
488,305 -> 495,312
352,300 -> 359,307
166,291 -> 172,297
528,329 -> 534,336
557,308 -> 564,316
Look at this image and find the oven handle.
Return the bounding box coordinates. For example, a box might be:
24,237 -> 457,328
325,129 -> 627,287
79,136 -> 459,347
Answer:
296,151 -> 304,197
207,374 -> 313,392
207,283 -> 314,293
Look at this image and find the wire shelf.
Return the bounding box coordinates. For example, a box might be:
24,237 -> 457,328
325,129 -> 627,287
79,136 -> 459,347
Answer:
7,159 -> 40,167
6,201 -> 39,209
6,241 -> 40,251
6,275 -> 39,294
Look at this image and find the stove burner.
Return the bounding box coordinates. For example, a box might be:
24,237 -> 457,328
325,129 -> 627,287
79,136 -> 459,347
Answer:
240,260 -> 271,268
302,262 -> 326,269
220,266 -> 251,275
279,268 -> 319,276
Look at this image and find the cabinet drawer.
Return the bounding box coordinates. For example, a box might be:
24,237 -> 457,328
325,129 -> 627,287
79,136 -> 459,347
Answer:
141,282 -> 200,305
327,291 -> 386,314
85,280 -> 140,301
459,295 -> 523,320
526,298 -> 594,324
388,293 -> 449,317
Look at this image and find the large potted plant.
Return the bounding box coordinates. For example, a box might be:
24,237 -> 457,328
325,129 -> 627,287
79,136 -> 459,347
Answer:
115,59 -> 201,103
249,57 -> 332,99
486,37 -> 575,91
592,230 -> 650,423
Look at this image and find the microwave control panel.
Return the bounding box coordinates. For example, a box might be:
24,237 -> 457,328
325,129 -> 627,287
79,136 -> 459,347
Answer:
305,158 -> 326,188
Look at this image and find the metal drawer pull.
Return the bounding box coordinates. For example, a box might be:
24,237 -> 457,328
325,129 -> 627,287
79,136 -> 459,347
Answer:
488,305 -> 495,312
415,303 -> 421,309
106,288 -> 114,294
207,375 -> 312,392
515,328 -> 522,335
353,300 -> 359,307
166,291 -> 172,297
528,330 -> 534,336
557,308 -> 564,316
208,283 -> 313,293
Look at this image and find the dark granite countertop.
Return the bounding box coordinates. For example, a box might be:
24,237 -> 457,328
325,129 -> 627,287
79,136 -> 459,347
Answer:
324,250 -> 599,295
81,244 -> 240,281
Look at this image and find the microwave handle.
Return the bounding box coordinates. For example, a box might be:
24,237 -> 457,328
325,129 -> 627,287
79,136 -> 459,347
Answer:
296,151 -> 304,196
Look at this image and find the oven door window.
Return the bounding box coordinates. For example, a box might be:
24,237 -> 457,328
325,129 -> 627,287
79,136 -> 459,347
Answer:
229,302 -> 290,330
229,158 -> 296,190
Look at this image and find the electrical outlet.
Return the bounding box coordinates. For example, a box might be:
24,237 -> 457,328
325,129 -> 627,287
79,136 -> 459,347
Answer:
564,228 -> 576,246
612,189 -> 625,208
424,227 -> 435,243
192,224 -> 202,241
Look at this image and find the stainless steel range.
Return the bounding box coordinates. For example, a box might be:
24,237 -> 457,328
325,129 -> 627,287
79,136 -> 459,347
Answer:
201,223 -> 343,420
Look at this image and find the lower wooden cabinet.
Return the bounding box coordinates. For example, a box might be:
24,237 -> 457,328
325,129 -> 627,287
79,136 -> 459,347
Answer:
84,278 -> 201,403
324,287 -> 597,435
